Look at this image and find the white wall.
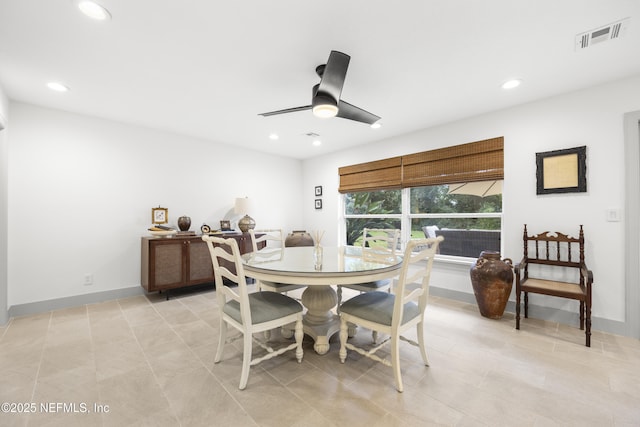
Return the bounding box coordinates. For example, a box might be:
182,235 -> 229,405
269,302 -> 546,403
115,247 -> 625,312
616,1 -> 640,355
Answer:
7,102 -> 303,307
0,83 -> 8,324
302,74 -> 640,331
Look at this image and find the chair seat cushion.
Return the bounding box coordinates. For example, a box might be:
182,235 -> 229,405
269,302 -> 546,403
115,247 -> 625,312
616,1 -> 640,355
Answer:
340,291 -> 420,326
521,278 -> 586,298
224,291 -> 302,324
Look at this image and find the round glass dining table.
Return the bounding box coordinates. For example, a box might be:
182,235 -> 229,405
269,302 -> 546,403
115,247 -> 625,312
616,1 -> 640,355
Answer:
242,246 -> 402,354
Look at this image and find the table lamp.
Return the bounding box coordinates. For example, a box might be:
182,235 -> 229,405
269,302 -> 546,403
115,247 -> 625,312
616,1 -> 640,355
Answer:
235,197 -> 255,233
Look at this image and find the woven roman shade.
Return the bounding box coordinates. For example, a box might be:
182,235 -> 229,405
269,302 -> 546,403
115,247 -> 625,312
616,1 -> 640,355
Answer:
338,137 -> 504,193
402,137 -> 504,187
338,157 -> 402,193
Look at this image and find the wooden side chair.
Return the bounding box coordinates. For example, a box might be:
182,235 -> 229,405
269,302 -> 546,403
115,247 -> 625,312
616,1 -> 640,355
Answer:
337,228 -> 400,310
339,236 -> 443,393
249,229 -> 305,295
202,235 -> 303,390
515,224 -> 594,347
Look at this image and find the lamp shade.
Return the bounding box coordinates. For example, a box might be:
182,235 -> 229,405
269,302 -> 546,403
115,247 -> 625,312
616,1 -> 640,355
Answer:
234,197 -> 251,215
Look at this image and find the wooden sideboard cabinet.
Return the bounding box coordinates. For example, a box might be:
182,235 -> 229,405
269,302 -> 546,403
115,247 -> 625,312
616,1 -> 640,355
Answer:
141,233 -> 258,294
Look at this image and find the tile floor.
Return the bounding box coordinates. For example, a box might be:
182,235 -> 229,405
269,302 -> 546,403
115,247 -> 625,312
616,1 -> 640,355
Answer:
1,285 -> 639,427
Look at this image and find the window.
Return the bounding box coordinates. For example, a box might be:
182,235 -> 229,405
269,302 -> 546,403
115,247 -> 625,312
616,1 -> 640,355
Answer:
409,183 -> 502,257
343,183 -> 502,257
344,189 -> 401,246
339,137 -> 504,258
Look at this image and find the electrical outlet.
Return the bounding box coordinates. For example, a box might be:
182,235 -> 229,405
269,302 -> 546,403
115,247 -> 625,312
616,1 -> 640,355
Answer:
83,274 -> 93,286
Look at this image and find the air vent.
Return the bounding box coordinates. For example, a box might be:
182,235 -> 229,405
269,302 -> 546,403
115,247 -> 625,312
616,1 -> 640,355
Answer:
576,18 -> 629,50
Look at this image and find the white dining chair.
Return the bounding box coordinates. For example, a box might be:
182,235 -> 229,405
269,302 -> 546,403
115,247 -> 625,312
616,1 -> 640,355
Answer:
338,236 -> 443,393
202,235 -> 304,390
337,228 -> 400,311
249,229 -> 306,295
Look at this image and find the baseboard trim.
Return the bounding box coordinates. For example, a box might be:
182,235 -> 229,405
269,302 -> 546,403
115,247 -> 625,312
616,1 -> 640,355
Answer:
7,286 -> 144,320
5,284 -> 629,338
429,285 -> 628,337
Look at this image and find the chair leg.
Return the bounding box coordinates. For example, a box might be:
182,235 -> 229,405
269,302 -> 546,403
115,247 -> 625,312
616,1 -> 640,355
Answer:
295,317 -> 304,362
214,319 -> 227,363
515,290 -> 521,330
339,318 -> 348,363
336,286 -> 343,314
391,334 -> 403,393
417,321 -> 429,366
579,301 -> 585,330
238,329 -> 253,390
585,301 -> 592,347
524,292 -> 529,318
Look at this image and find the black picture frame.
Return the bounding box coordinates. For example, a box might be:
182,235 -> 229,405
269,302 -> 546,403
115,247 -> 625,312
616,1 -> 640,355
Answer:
315,186 -> 323,196
315,199 -> 322,209
536,146 -> 587,195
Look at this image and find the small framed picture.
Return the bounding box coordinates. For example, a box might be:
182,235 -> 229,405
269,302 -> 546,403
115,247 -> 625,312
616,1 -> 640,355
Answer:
152,207 -> 168,224
220,220 -> 231,231
315,186 -> 323,196
315,199 -> 322,210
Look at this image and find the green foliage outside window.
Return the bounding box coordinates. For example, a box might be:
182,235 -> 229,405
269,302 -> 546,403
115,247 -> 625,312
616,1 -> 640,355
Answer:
344,184 -> 502,248
344,190 -> 400,245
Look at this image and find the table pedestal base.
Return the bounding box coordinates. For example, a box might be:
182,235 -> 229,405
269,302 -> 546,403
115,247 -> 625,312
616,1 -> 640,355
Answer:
300,284 -> 339,355
303,315 -> 340,355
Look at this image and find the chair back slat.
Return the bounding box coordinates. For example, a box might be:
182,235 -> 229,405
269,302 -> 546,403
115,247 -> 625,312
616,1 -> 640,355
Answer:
203,235 -> 252,325
249,229 -> 284,252
362,228 -> 400,253
523,225 -> 584,269
392,236 -> 443,327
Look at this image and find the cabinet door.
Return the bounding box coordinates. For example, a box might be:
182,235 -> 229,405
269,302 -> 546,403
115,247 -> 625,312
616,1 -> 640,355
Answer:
187,239 -> 214,284
150,239 -> 185,289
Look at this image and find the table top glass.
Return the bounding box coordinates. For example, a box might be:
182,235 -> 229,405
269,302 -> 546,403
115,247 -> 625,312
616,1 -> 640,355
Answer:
241,246 -> 402,278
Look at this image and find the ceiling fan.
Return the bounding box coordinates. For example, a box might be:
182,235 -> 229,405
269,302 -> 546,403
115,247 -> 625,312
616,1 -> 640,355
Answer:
258,50 -> 381,125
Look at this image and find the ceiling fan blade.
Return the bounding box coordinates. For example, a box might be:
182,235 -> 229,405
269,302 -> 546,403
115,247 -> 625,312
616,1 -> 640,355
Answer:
258,105 -> 312,117
316,50 -> 350,102
337,100 -> 380,125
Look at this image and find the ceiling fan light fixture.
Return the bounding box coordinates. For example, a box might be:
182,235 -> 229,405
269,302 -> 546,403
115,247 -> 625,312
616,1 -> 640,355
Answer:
312,103 -> 338,118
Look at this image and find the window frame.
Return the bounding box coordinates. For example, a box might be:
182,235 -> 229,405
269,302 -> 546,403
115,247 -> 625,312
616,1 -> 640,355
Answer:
342,187 -> 503,260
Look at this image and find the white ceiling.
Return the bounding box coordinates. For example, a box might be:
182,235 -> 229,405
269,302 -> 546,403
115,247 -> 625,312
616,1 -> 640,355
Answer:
1,1 -> 639,159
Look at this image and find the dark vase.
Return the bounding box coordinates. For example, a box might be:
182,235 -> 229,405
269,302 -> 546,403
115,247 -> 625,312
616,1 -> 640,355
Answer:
177,216 -> 191,231
470,251 -> 514,319
285,230 -> 315,247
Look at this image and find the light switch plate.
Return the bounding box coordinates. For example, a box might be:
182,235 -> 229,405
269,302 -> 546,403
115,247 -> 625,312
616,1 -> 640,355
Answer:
606,209 -> 621,222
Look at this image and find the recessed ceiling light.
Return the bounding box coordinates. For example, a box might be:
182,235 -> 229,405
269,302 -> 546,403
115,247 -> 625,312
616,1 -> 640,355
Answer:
370,122 -> 382,129
78,1 -> 111,21
269,133 -> 279,140
47,82 -> 69,92
501,79 -> 522,90
312,140 -> 322,147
